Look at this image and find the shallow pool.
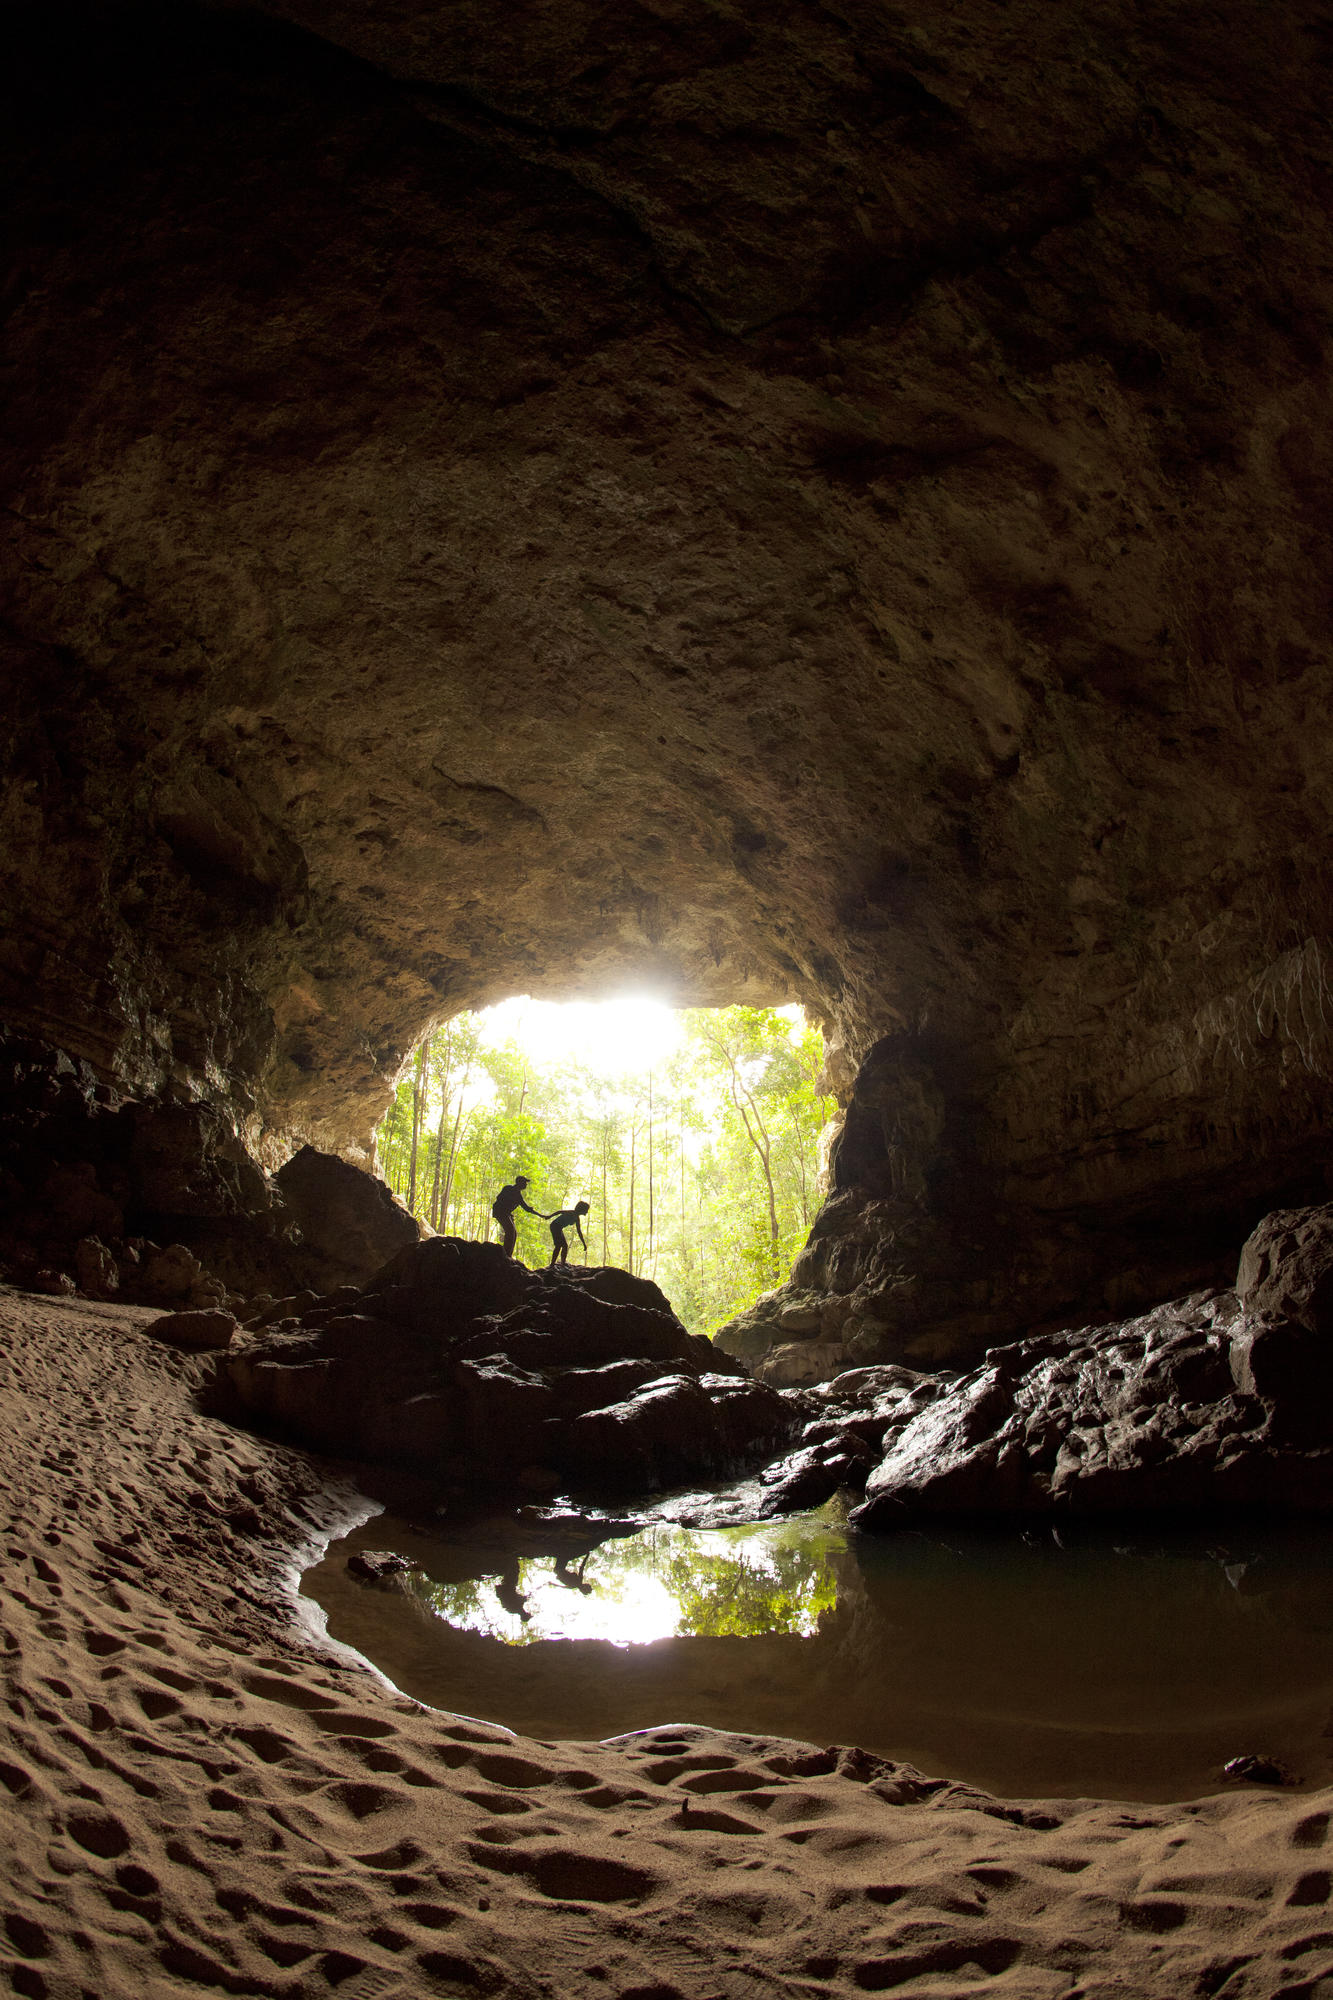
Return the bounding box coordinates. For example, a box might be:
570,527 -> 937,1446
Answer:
302,1500 -> 1333,1801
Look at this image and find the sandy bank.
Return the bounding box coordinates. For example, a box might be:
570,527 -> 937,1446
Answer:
2,1285 -> 1330,1999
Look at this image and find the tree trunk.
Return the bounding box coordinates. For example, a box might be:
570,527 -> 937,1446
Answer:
703,1028 -> 781,1282
440,1062 -> 472,1223
679,1109 -> 687,1281
628,1122 -> 636,1276
791,1107 -> 808,1227
428,1029 -> 452,1229
406,1042 -> 427,1214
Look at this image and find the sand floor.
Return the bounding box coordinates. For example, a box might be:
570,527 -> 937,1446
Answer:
3,1285 -> 1332,1999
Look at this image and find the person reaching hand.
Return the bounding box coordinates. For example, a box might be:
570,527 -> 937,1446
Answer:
548,1200 -> 590,1267
491,1174 -> 547,1259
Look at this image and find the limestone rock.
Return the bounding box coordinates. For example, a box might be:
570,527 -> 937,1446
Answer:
31,1269 -> 75,1296
227,1238 -> 801,1495
1236,1204 -> 1333,1334
141,1244 -> 205,1304
4,4 -> 1333,1370
564,1372 -> 794,1494
850,1283 -> 1333,1531
755,1339 -> 853,1389
148,1307 -> 238,1351
274,1146 -> 421,1288
74,1236 -> 119,1299
757,1428 -> 878,1517
346,1550 -> 414,1587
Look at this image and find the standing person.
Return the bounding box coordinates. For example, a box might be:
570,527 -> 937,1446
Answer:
548,1200 -> 590,1268
491,1174 -> 547,1259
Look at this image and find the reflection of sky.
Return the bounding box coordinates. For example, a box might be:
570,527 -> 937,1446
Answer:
410,1516 -> 844,1648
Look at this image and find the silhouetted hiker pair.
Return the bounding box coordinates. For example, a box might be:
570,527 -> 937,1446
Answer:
491,1176 -> 590,1266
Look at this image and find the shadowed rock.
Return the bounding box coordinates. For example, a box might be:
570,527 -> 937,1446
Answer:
274,1147 -> 422,1288
848,1291 -> 1332,1530
1236,1205 -> 1333,1334
227,1237 -> 797,1496
148,1307 -> 238,1352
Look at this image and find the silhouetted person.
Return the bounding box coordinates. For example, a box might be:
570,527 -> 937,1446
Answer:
495,1557 -> 531,1623
554,1551 -> 594,1595
491,1174 -> 547,1259
548,1200 -> 590,1267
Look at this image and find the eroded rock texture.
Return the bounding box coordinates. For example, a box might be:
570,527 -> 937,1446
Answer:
4,2 -> 1332,1355
742,1206 -> 1333,1526
228,1236 -> 797,1492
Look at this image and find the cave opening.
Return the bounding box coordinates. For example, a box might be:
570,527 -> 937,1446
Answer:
372,993 -> 837,1339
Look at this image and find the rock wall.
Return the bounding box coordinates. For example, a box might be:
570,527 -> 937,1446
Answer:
3,1 -> 1332,1350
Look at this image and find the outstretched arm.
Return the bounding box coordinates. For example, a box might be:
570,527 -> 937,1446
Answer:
519,1195 -> 542,1215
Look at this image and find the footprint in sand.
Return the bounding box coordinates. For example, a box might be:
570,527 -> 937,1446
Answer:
325,1780 -> 415,1821
851,1935 -> 1024,1990
65,1808 -> 131,1859
232,1724 -> 299,1764
241,1669 -> 342,1710
1294,1813 -> 1331,1849
464,1842 -> 660,1904
133,1686 -> 182,1721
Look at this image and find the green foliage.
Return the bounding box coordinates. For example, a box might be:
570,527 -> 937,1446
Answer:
402,1516 -> 842,1643
374,1004 -> 835,1334
658,1542 -> 837,1638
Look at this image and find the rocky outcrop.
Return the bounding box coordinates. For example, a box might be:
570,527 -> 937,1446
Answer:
0,1033 -> 421,1305
1236,1204 -> 1333,1333
737,1205 -> 1333,1525
847,1203 -> 1333,1528
228,1237 -> 799,1495
147,1307 -> 238,1351
3,4 -> 1333,1364
273,1145 -> 420,1288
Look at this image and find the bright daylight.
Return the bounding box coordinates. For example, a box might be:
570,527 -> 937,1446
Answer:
374,998 -> 833,1333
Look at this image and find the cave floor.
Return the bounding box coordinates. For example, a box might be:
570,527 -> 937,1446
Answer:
2,1285 -> 1330,1999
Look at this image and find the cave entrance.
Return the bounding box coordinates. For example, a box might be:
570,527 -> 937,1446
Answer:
372,996 -> 834,1336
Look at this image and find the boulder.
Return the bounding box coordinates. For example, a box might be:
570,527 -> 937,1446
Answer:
757,1428 -> 876,1516
347,1550 -> 414,1587
361,1235 -> 535,1338
275,1146 -> 422,1288
74,1235 -> 119,1298
850,1284 -> 1333,1531
141,1242 -> 204,1303
452,1355 -> 555,1469
755,1338 -> 852,1388
31,1268 -> 75,1296
564,1374 -> 719,1490
227,1238 -> 801,1496
559,1371 -> 795,1492
1236,1204 -> 1333,1333
148,1307 -> 237,1351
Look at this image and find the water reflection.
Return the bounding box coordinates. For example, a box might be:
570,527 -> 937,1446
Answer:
407,1519 -> 841,1646
303,1506 -> 1333,1801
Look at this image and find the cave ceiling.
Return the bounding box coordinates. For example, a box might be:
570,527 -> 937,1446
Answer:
2,0 -> 1331,1240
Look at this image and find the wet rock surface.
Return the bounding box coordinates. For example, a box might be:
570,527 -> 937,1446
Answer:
228,1236 -> 799,1497
848,1278 -> 1333,1530
721,1206 -> 1333,1527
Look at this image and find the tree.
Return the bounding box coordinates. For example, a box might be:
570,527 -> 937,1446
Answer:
374,1002 -> 834,1334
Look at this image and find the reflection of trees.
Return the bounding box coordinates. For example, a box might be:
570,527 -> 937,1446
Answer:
660,1544 -> 836,1638
401,1516 -> 843,1644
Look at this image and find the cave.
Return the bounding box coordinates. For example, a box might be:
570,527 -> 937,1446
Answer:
4,2 -> 1333,1992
